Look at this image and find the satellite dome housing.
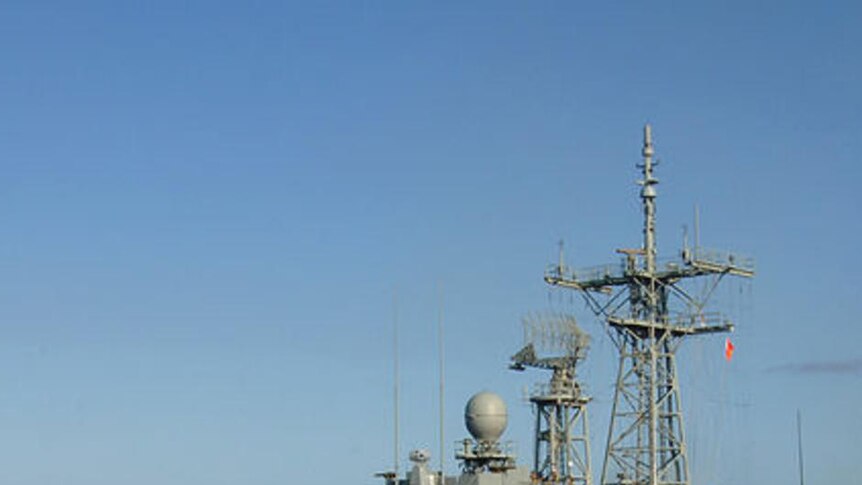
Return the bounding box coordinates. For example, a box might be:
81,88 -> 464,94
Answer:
464,391 -> 508,443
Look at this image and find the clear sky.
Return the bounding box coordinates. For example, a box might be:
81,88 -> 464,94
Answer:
0,2 -> 860,484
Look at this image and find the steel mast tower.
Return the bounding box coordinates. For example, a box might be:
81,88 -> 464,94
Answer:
544,125 -> 754,485
510,313 -> 592,485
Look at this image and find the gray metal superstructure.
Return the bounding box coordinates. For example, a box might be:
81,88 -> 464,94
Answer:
510,313 -> 592,485
376,125 -> 751,485
378,392 -> 530,485
454,392 -> 531,485
544,125 -> 754,485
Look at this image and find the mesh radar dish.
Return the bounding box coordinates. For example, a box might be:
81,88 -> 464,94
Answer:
511,312 -> 590,377
511,312 -> 593,485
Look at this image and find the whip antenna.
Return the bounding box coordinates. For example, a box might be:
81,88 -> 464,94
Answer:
393,290 -> 400,478
438,283 -> 445,481
797,410 -> 805,485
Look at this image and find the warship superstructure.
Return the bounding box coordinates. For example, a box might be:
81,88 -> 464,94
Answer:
378,125 -> 753,485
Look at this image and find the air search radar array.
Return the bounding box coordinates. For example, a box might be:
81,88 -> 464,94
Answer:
378,125 -> 753,485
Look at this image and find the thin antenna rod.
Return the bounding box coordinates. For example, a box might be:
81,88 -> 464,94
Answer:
694,203 -> 701,251
641,123 -> 658,274
558,239 -> 566,276
393,290 -> 400,478
438,283 -> 446,480
640,123 -> 659,485
683,225 -> 689,252
797,410 -> 805,485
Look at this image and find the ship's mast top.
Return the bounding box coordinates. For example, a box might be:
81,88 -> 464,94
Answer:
639,123 -> 658,275
543,126 -> 755,485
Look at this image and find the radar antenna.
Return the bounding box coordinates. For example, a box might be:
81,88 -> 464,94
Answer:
511,312 -> 593,485
544,125 -> 755,485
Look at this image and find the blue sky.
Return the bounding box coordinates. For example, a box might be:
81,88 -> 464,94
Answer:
0,2 -> 860,484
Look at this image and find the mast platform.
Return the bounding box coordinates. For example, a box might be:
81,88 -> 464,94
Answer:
544,247 -> 754,292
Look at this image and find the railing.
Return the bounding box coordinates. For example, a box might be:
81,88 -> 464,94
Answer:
607,311 -> 732,334
667,311 -> 726,328
690,247 -> 756,273
454,439 -> 517,459
546,261 -> 626,283
529,381 -> 584,400
546,246 -> 755,284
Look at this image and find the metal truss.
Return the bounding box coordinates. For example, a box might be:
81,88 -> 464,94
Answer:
543,125 -> 754,485
532,382 -> 592,485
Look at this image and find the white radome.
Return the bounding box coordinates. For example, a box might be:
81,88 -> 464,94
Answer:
464,391 -> 508,442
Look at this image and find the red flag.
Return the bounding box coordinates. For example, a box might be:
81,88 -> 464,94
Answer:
724,338 -> 735,361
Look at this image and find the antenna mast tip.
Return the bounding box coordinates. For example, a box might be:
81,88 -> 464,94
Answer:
643,124 -> 654,157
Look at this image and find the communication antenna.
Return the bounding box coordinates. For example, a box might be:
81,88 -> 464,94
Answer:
438,284 -> 446,480
694,203 -> 701,252
681,223 -> 693,268
544,125 -> 755,485
797,410 -> 805,485
558,240 -> 567,277
376,291 -> 401,484
394,291 -> 400,479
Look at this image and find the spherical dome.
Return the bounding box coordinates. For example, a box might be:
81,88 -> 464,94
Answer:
464,391 -> 508,442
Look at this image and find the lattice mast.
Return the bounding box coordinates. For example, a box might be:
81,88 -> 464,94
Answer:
544,125 -> 754,485
511,313 -> 593,485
